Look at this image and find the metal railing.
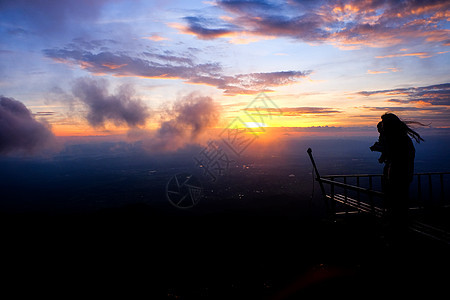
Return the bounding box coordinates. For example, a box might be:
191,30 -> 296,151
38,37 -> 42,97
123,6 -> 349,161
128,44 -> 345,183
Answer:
307,148 -> 450,244
320,174 -> 385,217
414,172 -> 450,207
308,148 -> 450,215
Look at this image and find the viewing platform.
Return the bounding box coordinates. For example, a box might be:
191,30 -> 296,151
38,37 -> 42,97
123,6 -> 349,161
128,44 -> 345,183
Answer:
307,148 -> 450,245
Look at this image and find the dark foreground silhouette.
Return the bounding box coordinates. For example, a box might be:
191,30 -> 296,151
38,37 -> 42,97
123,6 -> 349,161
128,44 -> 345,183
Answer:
371,113 -> 424,231
2,202 -> 449,299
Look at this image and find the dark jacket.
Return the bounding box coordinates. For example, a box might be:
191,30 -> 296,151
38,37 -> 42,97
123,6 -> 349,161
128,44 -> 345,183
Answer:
384,134 -> 415,184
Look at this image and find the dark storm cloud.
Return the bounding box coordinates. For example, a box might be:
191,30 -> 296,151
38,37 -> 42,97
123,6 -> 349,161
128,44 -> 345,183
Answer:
44,46 -> 310,95
179,0 -> 450,48
359,83 -> 450,106
72,78 -> 150,128
144,93 -> 220,152
0,96 -> 55,154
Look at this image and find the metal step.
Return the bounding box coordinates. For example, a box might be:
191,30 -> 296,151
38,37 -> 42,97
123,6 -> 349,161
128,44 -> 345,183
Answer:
327,194 -> 450,244
409,220 -> 450,245
327,194 -> 385,218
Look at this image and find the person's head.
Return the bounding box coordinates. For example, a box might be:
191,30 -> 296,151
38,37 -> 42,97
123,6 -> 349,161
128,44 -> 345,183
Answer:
380,113 -> 424,143
377,121 -> 383,134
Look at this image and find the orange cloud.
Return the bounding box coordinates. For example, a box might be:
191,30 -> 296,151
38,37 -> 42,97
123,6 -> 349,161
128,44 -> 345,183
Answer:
409,2 -> 449,16
367,67 -> 399,74
102,63 -> 128,70
376,52 -> 431,58
142,34 -> 169,41
367,70 -> 388,74
80,61 -> 95,69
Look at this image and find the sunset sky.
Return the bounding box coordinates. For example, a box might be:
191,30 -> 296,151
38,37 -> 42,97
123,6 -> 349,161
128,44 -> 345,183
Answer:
1,0 -> 449,152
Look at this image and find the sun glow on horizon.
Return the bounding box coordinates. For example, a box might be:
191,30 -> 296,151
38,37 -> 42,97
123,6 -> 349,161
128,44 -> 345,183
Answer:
0,0 -> 448,150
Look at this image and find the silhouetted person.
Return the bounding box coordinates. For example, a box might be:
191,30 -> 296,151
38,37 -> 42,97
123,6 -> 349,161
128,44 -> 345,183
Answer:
370,121 -> 387,164
372,113 -> 424,234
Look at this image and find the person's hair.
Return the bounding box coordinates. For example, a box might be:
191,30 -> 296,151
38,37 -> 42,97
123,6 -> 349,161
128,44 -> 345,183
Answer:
381,113 -> 425,143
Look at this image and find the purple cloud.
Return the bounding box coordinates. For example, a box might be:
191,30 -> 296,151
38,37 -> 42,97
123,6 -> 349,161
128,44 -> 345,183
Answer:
245,106 -> 341,116
178,0 -> 450,48
44,46 -> 310,95
182,16 -> 236,40
143,93 -> 220,152
359,83 -> 450,106
188,70 -> 311,95
357,83 -> 450,126
72,77 -> 150,128
0,96 -> 55,154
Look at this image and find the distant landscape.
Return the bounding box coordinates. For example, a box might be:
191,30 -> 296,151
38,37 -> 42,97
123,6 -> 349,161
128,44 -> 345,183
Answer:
1,133 -> 449,216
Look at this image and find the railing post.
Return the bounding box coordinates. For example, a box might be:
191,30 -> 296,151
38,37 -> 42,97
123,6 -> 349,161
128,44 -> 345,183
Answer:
344,176 -> 348,215
428,174 -> 433,206
356,177 -> 361,213
331,177 -> 335,216
307,148 -> 329,213
306,170 -> 447,223
369,175 -> 374,214
418,174 -> 422,208
381,174 -> 386,215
